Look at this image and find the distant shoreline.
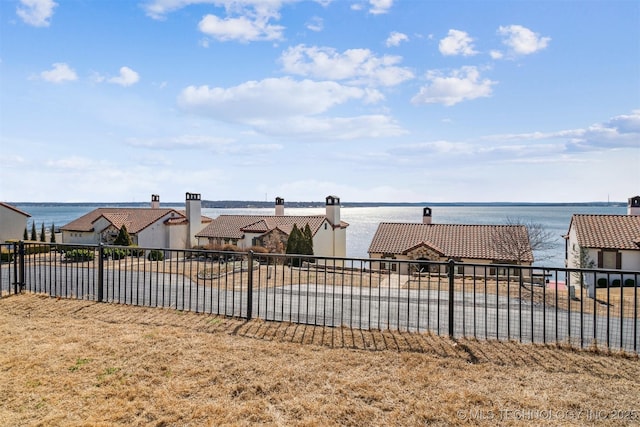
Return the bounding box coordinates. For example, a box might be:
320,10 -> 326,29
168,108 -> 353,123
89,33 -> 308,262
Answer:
11,201 -> 626,208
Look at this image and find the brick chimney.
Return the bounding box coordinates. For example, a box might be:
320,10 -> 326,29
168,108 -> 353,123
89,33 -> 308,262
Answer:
185,192 -> 201,248
151,194 -> 160,209
325,195 -> 340,225
422,207 -> 432,224
275,197 -> 284,216
629,196 -> 640,215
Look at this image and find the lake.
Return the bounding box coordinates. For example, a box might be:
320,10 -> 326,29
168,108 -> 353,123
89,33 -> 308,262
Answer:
14,203 -> 627,268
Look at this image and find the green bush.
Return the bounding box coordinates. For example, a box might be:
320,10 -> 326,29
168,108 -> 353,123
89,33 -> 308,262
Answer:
104,248 -> 128,260
1,250 -> 14,262
596,278 -> 608,288
611,279 -> 621,287
624,279 -> 636,288
65,249 -> 95,262
147,250 -> 164,261
23,243 -> 51,255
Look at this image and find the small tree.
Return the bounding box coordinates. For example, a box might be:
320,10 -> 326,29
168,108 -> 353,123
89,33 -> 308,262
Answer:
302,223 -> 314,256
572,245 -> 595,296
50,223 -> 56,243
39,222 -> 46,242
23,227 -> 28,240
113,224 -> 133,246
30,222 -> 37,241
286,224 -> 305,266
286,224 -> 303,255
492,217 -> 556,264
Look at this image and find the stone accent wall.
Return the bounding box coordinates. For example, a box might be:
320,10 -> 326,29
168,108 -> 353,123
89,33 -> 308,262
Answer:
258,229 -> 288,253
406,246 -> 443,261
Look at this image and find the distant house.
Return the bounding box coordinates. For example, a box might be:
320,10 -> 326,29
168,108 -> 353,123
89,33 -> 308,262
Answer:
565,196 -> 640,292
368,207 -> 534,275
61,193 -> 211,250
195,196 -> 348,259
0,202 -> 31,242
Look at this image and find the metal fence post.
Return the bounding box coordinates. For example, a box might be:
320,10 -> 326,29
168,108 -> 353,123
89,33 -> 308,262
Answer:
448,259 -> 455,338
97,244 -> 104,302
18,241 -> 25,294
12,242 -> 18,294
246,250 -> 254,320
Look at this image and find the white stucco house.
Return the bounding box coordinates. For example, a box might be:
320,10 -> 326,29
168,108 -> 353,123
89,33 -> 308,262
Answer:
61,193 -> 211,250
565,196 -> 640,294
195,196 -> 348,259
368,207 -> 534,275
0,202 -> 31,242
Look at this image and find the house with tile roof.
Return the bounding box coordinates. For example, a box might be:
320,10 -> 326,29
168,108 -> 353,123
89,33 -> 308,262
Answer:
368,207 -> 533,275
61,193 -> 211,250
195,195 -> 348,259
0,202 -> 31,242
565,196 -> 640,292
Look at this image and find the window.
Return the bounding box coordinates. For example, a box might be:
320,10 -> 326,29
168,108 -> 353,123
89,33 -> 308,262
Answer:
380,262 -> 386,270
599,250 -> 621,269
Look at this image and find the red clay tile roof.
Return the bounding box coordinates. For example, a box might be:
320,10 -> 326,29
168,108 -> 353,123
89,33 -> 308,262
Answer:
0,202 -> 31,217
570,214 -> 640,250
368,222 -> 533,263
196,215 -> 347,239
61,208 -> 187,234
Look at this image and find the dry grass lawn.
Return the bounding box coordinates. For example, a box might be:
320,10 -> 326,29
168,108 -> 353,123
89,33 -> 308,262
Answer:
1,293 -> 639,426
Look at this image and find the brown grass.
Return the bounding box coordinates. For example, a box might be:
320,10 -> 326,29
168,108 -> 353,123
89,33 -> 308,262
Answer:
1,293 -> 639,426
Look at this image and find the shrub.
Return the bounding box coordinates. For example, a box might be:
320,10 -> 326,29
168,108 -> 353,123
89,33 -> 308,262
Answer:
147,250 -> 164,261
624,279 -> 636,288
24,244 -> 50,255
0,249 -> 14,262
104,248 -> 128,260
596,278 -> 608,288
65,249 -> 95,262
611,279 -> 621,287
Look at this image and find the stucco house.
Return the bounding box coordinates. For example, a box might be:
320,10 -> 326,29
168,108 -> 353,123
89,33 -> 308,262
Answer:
61,193 -> 211,250
565,196 -> 640,293
368,207 -> 534,275
0,202 -> 31,242
195,196 -> 348,259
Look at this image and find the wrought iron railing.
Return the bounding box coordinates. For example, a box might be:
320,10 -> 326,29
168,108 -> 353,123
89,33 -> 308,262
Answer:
1,242 -> 638,353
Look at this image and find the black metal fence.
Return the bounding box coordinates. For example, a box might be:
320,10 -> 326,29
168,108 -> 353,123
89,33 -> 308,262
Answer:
1,242 -> 638,353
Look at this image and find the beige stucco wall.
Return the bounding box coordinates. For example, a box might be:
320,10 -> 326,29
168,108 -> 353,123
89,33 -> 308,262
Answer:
0,206 -> 29,242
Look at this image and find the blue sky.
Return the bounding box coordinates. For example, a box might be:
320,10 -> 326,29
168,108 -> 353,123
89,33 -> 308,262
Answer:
1,0 -> 638,203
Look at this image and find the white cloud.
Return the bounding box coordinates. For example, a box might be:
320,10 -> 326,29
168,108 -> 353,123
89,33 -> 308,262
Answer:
497,25 -> 551,56
483,110 -> 640,152
198,13 -> 284,42
126,135 -> 235,150
178,77 -> 383,123
439,29 -> 477,56
108,66 -> 140,87
280,44 -> 414,87
386,31 -> 408,47
142,0 -> 208,20
369,0 -> 393,14
306,16 -> 323,32
16,0 -> 57,27
254,114 -> 407,139
39,63 -> 77,83
144,1 -> 290,42
489,50 -> 503,60
411,66 -> 495,106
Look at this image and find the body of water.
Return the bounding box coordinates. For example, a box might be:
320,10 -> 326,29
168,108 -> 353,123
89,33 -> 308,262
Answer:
15,203 -> 627,268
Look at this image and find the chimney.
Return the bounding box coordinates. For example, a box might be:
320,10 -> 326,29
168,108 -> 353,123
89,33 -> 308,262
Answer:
422,207 -> 432,224
325,195 -> 340,225
275,197 -> 284,216
151,194 -> 160,209
185,192 -> 202,248
628,196 -> 640,215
